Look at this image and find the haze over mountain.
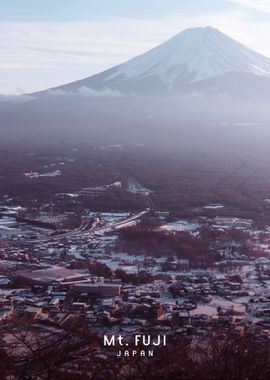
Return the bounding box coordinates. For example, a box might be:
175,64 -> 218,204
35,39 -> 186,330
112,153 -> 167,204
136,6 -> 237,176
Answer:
50,26 -> 270,97
2,26 -> 270,151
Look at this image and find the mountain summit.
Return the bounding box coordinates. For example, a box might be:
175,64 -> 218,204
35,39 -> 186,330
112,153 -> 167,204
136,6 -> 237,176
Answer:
51,26 -> 270,95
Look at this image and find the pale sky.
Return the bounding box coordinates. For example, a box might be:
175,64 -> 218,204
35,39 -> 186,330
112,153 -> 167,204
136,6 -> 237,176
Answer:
1,0 -> 270,94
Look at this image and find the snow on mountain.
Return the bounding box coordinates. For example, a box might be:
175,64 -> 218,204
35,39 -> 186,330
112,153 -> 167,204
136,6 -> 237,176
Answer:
107,27 -> 270,82
49,26 -> 270,96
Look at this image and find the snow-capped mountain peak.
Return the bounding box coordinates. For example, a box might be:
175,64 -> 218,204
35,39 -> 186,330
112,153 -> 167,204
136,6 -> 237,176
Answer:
52,26 -> 270,95
111,26 -> 270,82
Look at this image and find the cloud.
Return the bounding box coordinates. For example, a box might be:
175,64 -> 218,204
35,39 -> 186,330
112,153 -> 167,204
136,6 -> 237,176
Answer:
227,0 -> 270,15
46,89 -> 69,96
77,86 -> 123,97
0,94 -> 35,103
45,86 -> 124,98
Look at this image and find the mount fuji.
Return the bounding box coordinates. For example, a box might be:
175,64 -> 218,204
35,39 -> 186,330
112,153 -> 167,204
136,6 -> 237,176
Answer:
51,26 -> 270,97
2,26 -> 270,147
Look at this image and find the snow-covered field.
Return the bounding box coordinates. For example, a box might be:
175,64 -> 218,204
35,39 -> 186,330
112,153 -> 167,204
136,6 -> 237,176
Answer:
203,204 -> 224,209
23,170 -> 61,178
160,220 -> 200,232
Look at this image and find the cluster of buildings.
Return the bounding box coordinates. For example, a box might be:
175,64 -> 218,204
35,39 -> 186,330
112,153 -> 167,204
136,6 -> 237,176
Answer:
1,206 -> 270,365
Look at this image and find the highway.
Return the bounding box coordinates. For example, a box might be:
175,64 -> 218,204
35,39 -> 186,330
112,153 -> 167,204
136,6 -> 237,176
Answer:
22,178 -> 154,245
24,209 -> 149,244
